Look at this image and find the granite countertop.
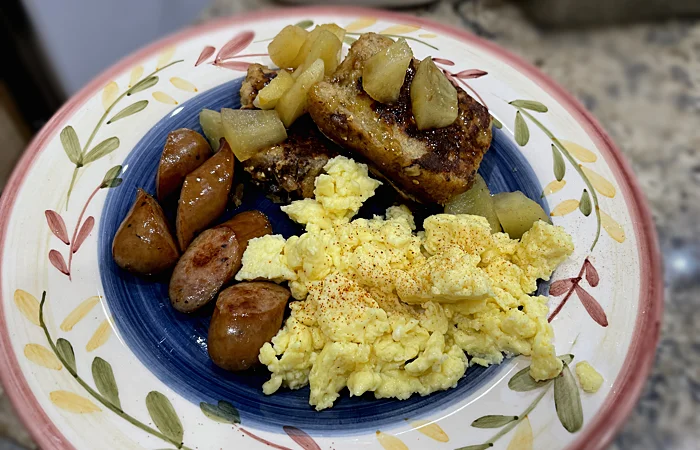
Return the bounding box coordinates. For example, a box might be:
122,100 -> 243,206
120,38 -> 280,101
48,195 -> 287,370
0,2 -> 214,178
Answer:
2,0 -> 698,448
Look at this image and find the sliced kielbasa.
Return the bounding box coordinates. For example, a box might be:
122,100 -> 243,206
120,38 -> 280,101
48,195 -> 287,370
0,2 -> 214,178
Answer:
208,282 -> 290,371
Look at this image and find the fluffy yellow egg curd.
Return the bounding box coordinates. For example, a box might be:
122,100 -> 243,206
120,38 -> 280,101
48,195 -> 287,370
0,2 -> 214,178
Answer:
236,156 -> 574,410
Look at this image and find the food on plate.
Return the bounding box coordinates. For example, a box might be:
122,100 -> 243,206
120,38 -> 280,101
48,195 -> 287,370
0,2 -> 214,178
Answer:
362,38 -> 413,104
298,30 -> 342,76
237,157 -> 574,409
253,70 -> 294,110
308,33 -> 492,205
176,141 -> 235,249
156,129 -> 213,201
112,24 -> 578,410
199,109 -> 225,150
240,64 -> 277,108
208,282 -> 290,371
220,209 -> 273,244
444,174 -> 501,232
276,58 -> 325,128
112,189 -> 179,275
291,25 -> 344,71
315,23 -> 346,44
280,155 -> 381,231
170,227 -> 241,313
268,25 -> 309,70
170,210 -> 272,313
243,116 -> 339,200
220,108 -> 287,162
411,57 -> 459,130
237,63 -> 340,201
575,361 -> 604,393
493,191 -> 550,239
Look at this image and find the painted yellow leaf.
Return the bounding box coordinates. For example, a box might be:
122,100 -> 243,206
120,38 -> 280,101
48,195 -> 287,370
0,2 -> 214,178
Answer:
101,81 -> 119,110
419,33 -> 437,38
543,179 -> 567,196
600,210 -> 626,243
410,420 -> 449,442
506,416 -> 533,450
380,24 -> 420,35
86,319 -> 112,352
61,296 -> 100,332
550,199 -> 580,216
14,289 -> 40,326
24,344 -> 62,370
170,77 -> 198,92
50,391 -> 100,413
152,91 -> 178,105
129,65 -> 144,88
560,140 -> 597,163
581,166 -> 616,198
376,431 -> 408,450
345,17 -> 377,32
157,46 -> 176,69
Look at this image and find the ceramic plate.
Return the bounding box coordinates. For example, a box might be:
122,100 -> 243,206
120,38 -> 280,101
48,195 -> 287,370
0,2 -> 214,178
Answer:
0,7 -> 662,450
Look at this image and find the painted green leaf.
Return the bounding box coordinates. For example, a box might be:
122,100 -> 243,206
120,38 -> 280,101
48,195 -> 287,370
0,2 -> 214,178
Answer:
514,111 -> 529,146
100,165 -> 123,189
56,338 -> 76,373
216,401 -> 240,422
60,126 -> 82,165
510,99 -> 548,113
295,20 -> 314,30
107,178 -> 123,188
508,366 -> 548,392
579,189 -> 592,216
552,144 -> 566,181
107,100 -> 148,124
128,76 -> 159,95
343,36 -> 357,46
455,445 -> 492,450
199,400 -> 240,424
554,364 -> 584,433
491,115 -> 503,129
146,391 -> 184,443
92,357 -> 121,408
199,403 -> 225,423
471,415 -> 518,428
83,137 -> 120,165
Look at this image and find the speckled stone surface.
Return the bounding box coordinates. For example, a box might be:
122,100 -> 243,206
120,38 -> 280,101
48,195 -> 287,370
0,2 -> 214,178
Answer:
1,1 -> 698,449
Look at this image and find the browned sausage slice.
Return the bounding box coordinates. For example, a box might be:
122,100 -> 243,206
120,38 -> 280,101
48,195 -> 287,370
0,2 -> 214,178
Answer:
112,189 -> 179,275
176,142 -> 234,250
156,129 -> 212,201
208,282 -> 290,371
219,210 -> 272,247
169,210 -> 272,313
169,227 -> 240,313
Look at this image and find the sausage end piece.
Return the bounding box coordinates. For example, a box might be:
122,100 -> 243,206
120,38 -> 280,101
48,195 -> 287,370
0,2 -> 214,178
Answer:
208,282 -> 290,371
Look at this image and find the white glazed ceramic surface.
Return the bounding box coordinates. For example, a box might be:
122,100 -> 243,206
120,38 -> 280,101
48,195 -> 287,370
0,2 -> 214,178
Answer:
0,7 -> 661,450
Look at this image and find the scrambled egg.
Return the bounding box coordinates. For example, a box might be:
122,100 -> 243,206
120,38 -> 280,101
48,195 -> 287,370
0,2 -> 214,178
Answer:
237,156 -> 574,410
575,361 -> 604,393
280,155 -> 381,232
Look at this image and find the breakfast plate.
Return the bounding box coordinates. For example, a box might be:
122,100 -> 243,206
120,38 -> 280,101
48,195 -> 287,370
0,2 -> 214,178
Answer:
0,7 -> 662,450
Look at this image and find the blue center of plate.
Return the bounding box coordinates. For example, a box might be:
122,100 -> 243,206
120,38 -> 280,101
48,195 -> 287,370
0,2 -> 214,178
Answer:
98,79 -> 548,433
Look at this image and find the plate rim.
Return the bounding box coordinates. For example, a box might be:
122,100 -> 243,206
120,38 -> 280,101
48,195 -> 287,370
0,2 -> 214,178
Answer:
0,6 -> 663,450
